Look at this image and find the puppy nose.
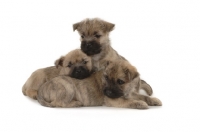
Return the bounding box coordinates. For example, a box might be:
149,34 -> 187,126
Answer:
86,43 -> 92,48
76,69 -> 82,74
75,66 -> 85,73
105,89 -> 112,96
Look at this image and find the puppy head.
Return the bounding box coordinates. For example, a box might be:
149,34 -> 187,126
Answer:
55,49 -> 92,79
102,60 -> 140,98
73,18 -> 115,56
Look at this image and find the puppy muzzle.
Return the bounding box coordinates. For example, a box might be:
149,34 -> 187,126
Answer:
81,41 -> 101,56
71,66 -> 91,79
103,88 -> 123,99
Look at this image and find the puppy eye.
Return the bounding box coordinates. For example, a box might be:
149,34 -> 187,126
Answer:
81,35 -> 85,39
67,63 -> 72,68
104,75 -> 109,80
83,61 -> 88,64
117,79 -> 125,85
94,35 -> 101,38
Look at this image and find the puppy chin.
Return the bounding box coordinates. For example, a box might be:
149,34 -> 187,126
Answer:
81,48 -> 101,56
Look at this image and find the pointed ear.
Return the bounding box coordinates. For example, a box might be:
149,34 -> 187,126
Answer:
73,22 -> 80,31
100,20 -> 115,32
54,56 -> 65,68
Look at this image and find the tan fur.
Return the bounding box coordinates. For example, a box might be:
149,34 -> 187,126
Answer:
103,60 -> 162,107
22,49 -> 92,100
73,18 -> 152,96
37,60 -> 161,109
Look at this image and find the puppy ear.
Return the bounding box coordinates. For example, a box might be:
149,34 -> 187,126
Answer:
54,56 -> 65,68
100,20 -> 115,32
73,22 -> 80,31
124,67 -> 139,81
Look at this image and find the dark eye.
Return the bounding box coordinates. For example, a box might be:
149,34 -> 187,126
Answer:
67,63 -> 72,68
94,35 -> 101,38
117,79 -> 125,85
104,75 -> 108,80
81,35 -> 84,39
83,61 -> 88,64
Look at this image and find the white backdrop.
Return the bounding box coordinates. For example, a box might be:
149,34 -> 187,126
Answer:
1,0 -> 200,132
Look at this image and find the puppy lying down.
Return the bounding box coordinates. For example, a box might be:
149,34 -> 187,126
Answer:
22,49 -> 92,100
37,60 -> 162,109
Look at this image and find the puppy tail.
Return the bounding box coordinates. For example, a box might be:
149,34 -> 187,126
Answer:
140,80 -> 153,96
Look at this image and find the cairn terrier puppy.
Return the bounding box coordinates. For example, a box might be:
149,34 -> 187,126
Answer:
37,60 -> 161,109
73,18 -> 153,96
22,49 -> 92,99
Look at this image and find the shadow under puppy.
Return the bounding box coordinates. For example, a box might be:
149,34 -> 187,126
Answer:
22,49 -> 92,100
73,18 -> 153,96
37,60 -> 161,109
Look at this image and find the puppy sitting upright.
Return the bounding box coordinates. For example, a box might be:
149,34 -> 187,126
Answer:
22,49 -> 92,100
73,18 -> 153,96
73,18 -> 120,70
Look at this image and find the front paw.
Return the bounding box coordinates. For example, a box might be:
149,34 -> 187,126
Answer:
147,97 -> 162,106
74,101 -> 83,107
130,101 -> 148,109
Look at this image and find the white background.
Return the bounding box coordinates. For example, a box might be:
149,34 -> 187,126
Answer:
0,0 -> 200,132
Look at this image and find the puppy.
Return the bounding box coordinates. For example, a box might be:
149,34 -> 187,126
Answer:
73,18 -> 153,96
22,49 -> 92,100
37,60 -> 161,109
103,60 -> 162,108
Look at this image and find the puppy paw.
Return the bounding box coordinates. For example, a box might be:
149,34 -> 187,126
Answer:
130,101 -> 148,109
33,95 -> 37,100
147,97 -> 162,106
73,101 -> 83,107
61,101 -> 83,108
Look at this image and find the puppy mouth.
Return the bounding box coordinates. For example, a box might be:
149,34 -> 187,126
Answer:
82,48 -> 102,56
81,41 -> 102,56
71,67 -> 91,79
103,88 -> 123,98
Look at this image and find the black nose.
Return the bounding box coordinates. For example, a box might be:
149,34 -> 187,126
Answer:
86,43 -> 92,48
104,89 -> 112,96
103,88 -> 123,98
76,69 -> 82,74
106,90 -> 112,95
75,66 -> 84,74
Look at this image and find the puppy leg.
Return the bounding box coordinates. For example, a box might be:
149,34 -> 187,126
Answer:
22,85 -> 27,96
26,89 -> 37,100
131,92 -> 162,106
140,80 -> 153,96
104,97 -> 148,109
60,100 -> 83,108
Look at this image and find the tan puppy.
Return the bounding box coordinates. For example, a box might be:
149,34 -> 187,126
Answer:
73,18 -> 153,96
37,60 -> 161,109
22,49 -> 92,100
103,60 -> 162,107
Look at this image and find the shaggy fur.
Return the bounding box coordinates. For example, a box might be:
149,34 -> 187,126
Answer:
22,49 -> 92,99
73,18 -> 153,96
37,60 -> 162,109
